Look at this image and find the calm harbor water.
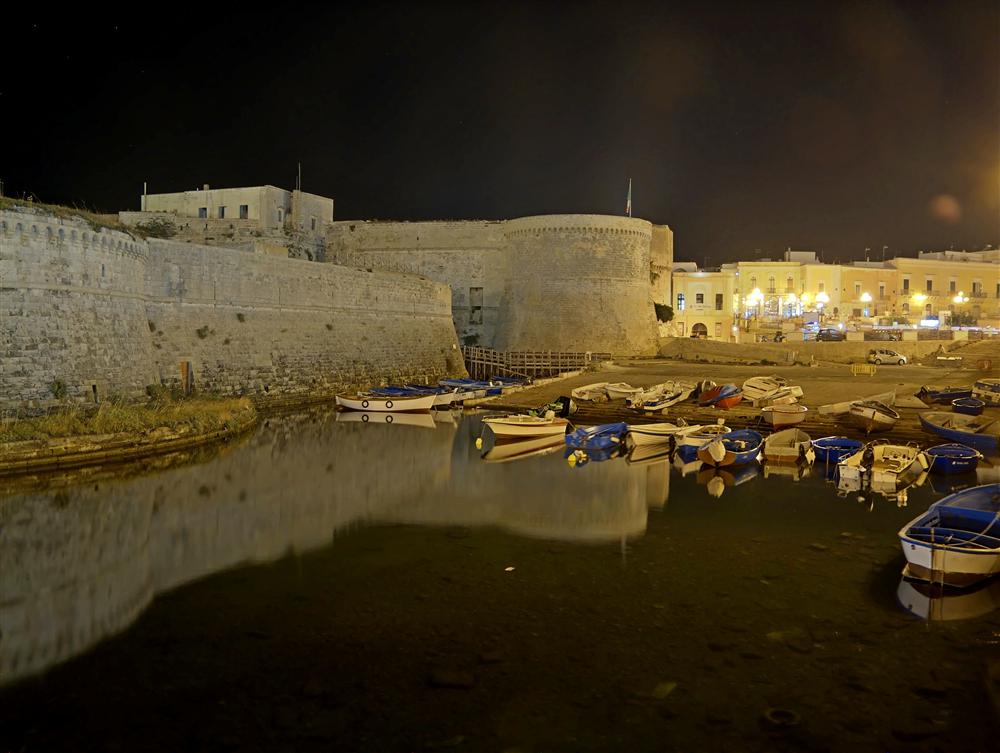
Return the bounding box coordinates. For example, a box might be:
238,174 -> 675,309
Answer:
2,409 -> 999,752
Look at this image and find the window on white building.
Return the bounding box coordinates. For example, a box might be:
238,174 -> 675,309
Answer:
854,282 -> 861,297
239,204 -> 249,219
715,293 -> 723,310
198,207 -> 207,219
696,293 -> 704,304
218,206 -> 226,219
677,293 -> 685,311
818,282 -> 825,292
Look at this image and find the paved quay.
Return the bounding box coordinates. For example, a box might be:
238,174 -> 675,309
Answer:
483,358 -> 999,448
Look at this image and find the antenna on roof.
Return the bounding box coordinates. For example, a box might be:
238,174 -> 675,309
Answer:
297,162 -> 302,192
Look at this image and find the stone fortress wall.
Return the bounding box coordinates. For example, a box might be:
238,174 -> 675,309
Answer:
326,214 -> 670,355
0,208 -> 463,409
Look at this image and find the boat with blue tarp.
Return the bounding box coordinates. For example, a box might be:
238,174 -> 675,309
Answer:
565,422 -> 629,452
898,484 -> 1000,587
917,385 -> 973,404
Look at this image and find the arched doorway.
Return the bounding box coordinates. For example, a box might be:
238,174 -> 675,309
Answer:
691,322 -> 709,338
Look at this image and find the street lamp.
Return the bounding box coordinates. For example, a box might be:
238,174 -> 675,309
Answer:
860,291 -> 872,317
953,292 -> 968,304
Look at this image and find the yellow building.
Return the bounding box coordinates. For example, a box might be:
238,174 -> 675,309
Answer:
891,253 -> 1000,323
672,267 -> 739,340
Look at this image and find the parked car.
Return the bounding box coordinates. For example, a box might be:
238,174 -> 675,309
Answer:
816,328 -> 846,341
867,348 -> 907,365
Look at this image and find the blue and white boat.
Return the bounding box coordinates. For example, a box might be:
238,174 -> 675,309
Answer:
674,423 -> 731,461
973,379 -> 1000,407
925,444 -> 985,475
898,484 -> 1000,587
811,436 -> 864,464
565,422 -> 629,452
919,412 -> 1000,455
698,384 -> 740,407
438,378 -> 503,398
917,385 -> 973,404
697,429 -> 763,467
952,397 -> 986,416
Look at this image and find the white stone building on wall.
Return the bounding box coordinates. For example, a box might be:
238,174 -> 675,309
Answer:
139,184 -> 333,232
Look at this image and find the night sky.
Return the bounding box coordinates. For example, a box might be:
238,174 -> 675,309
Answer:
4,1 -> 998,264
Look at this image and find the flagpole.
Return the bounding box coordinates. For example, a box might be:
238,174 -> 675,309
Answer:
625,178 -> 632,218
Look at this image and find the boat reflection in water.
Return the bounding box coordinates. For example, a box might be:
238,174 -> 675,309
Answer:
696,462 -> 760,498
763,462 -> 812,482
897,577 -> 1000,621
0,412 -> 665,687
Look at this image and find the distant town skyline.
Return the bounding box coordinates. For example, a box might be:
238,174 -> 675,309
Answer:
3,1 -> 997,263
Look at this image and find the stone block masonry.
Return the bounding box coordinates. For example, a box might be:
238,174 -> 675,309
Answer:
0,208 -> 463,410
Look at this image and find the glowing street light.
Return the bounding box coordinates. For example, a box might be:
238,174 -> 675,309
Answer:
860,292 -> 872,302
912,293 -> 928,306
953,292 -> 969,304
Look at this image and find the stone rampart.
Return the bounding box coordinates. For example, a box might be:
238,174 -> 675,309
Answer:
0,208 -> 463,409
326,220 -> 506,346
495,215 -> 659,354
0,210 -> 157,406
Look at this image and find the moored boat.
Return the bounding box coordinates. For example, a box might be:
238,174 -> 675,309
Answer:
565,422 -> 629,451
953,397 -> 986,416
818,390 -> 895,416
925,444 -> 984,475
898,484 -> 1000,588
811,436 -> 863,464
571,382 -> 610,401
605,383 -> 643,401
761,404 -> 809,428
867,442 -> 929,490
698,384 -> 739,407
713,390 -> 743,410
763,428 -> 814,464
973,379 -> 1000,407
675,422 -> 731,460
917,385 -> 973,404
336,393 -> 437,412
627,421 -> 697,446
626,380 -> 696,410
849,400 -> 899,434
481,414 -> 570,438
697,429 -> 763,467
742,376 -> 788,402
918,412 -> 1000,455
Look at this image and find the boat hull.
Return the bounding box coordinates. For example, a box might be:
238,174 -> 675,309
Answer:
812,436 -> 863,464
481,417 -> 569,438
849,404 -> 898,433
761,406 -> 808,428
973,379 -> 1000,407
336,393 -> 437,412
697,430 -> 763,467
952,398 -> 985,416
627,422 -> 694,446
919,412 -> 1000,455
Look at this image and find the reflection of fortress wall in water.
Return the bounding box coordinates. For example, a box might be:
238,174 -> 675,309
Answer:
0,413 -> 668,684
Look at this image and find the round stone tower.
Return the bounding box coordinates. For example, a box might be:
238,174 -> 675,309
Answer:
494,215 -> 658,355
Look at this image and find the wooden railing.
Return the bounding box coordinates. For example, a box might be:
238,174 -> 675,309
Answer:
461,346 -> 612,380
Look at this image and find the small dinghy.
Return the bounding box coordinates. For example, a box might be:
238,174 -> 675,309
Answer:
973,379 -> 1000,407
926,444 -> 985,475
953,397 -> 986,416
627,421 -> 697,446
698,384 -> 740,407
627,381 -> 696,410
849,400 -> 899,434
763,428 -> 814,464
919,412 -> 1000,455
714,389 -> 743,410
818,390 -> 896,416
336,393 -> 438,412
761,404 -> 809,428
565,422 -> 629,451
839,442 -> 929,490
742,376 -> 788,402
811,436 -> 864,465
481,414 -> 570,438
571,382 -> 610,401
675,422 -> 731,460
697,429 -> 763,467
898,484 -> 1000,588
373,385 -> 459,407
917,385 -> 974,404
604,383 -> 643,401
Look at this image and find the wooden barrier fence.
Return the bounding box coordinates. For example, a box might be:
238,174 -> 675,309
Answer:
462,346 -> 612,380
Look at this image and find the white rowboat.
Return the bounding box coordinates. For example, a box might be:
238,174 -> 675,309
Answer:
627,421 -> 699,446
761,404 -> 809,428
336,393 -> 437,412
481,415 -> 569,438
763,428 -> 814,464
849,401 -> 899,434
